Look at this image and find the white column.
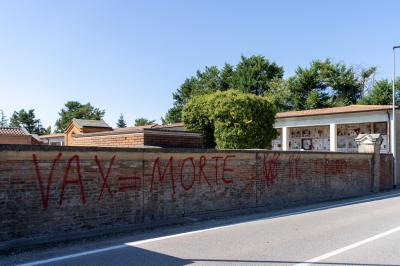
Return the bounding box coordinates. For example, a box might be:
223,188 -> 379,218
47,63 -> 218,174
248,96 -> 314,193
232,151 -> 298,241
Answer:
282,126 -> 289,151
330,123 -> 337,152
390,110 -> 395,154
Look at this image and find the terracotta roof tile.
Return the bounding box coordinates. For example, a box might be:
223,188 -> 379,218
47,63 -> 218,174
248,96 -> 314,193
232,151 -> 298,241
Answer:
72,119 -> 111,129
0,127 -> 29,136
276,105 -> 393,119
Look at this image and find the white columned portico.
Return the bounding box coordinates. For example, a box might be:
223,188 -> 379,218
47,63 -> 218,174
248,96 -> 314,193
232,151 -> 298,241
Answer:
282,126 -> 289,151
330,123 -> 337,152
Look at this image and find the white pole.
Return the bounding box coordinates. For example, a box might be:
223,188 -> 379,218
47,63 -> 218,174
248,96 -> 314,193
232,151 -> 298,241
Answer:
393,45 -> 400,188
330,123 -> 337,152
282,127 -> 289,151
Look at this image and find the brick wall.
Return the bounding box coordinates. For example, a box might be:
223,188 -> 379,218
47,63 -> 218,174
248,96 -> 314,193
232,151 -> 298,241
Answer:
73,133 -> 145,147
71,130 -> 203,148
0,145 -> 392,249
380,153 -> 394,190
144,130 -> 203,148
0,135 -> 34,145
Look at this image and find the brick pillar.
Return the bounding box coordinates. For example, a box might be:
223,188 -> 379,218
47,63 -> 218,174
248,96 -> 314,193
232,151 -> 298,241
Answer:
355,134 -> 383,192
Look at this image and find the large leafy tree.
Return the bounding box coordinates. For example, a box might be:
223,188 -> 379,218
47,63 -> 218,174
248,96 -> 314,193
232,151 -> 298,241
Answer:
55,101 -> 105,132
358,78 -> 400,105
161,105 -> 183,125
183,90 -> 276,149
134,118 -> 156,126
288,59 -> 376,110
287,60 -> 329,110
163,67 -> 223,124
163,55 -> 283,124
232,55 -> 284,96
181,94 -> 215,148
264,78 -> 292,112
9,109 -> 50,134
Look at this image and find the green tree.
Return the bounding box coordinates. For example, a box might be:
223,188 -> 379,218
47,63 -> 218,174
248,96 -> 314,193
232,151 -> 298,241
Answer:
164,55 -> 283,123
0,110 -> 8,127
183,90 -> 276,149
359,66 -> 377,97
287,60 -> 329,110
116,113 -> 127,128
162,105 -> 183,125
220,63 -> 234,91
232,55 -> 284,96
163,66 -> 224,124
55,101 -> 105,132
182,93 -> 216,148
9,109 -> 48,134
41,126 -> 52,135
358,78 -> 400,105
264,77 -> 292,112
323,62 -> 358,105
288,59 -> 376,110
134,118 -> 156,126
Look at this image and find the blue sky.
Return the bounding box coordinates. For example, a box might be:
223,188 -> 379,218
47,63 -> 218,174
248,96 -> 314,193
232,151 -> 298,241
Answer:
1,0 -> 399,129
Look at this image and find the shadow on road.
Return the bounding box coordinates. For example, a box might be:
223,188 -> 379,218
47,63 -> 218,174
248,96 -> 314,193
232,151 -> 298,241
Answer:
21,246 -> 192,266
7,191 -> 400,266
33,244 -> 400,266
191,258 -> 400,265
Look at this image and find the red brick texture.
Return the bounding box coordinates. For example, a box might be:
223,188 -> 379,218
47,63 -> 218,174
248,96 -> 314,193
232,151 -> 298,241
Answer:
71,130 -> 203,148
0,145 -> 393,249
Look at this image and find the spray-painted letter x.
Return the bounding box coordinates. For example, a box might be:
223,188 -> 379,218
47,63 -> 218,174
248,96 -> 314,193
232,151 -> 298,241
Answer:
95,155 -> 115,201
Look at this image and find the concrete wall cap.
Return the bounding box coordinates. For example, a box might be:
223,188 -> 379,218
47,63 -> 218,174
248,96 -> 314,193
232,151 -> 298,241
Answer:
355,134 -> 382,145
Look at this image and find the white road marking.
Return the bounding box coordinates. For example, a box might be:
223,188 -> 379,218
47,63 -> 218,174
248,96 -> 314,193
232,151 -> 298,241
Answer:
295,225 -> 400,266
17,192 -> 400,266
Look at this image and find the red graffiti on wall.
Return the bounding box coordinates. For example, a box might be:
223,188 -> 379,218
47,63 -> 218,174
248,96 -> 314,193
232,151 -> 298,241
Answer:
32,153 -> 238,208
32,153 -> 62,209
313,158 -> 348,176
94,155 -> 115,201
149,155 -> 235,196
180,157 -> 196,191
59,155 -> 86,206
314,159 -> 324,176
288,155 -> 301,179
327,159 -> 348,175
222,155 -> 235,184
150,156 -> 176,196
262,153 -> 280,187
117,175 -> 141,191
198,155 -> 211,186
211,156 -> 224,185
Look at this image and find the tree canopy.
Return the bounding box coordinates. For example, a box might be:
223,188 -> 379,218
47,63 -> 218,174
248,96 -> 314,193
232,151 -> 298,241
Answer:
164,56 -> 380,125
287,59 -> 376,110
358,79 -> 400,105
9,109 -> 50,135
55,101 -> 105,132
183,90 -> 276,149
134,117 -> 156,126
163,55 -> 283,124
231,55 -> 284,96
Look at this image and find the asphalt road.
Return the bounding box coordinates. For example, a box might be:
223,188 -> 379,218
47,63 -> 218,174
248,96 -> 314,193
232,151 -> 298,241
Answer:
3,190 -> 400,266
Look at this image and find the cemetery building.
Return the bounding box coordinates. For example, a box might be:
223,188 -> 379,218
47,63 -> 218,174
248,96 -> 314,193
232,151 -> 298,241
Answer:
271,105 -> 399,154
64,119 -> 202,148
39,133 -> 65,146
